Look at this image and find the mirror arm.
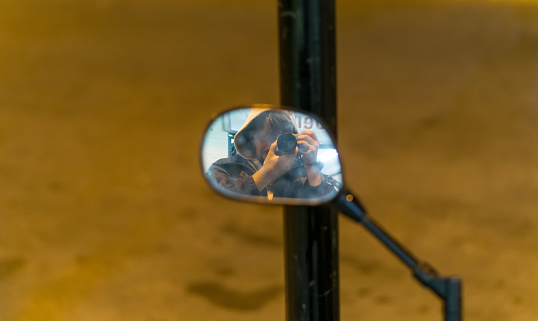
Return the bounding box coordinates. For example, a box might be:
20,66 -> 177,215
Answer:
333,190 -> 462,321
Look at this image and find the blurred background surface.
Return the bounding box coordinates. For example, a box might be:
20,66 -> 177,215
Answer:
1,0 -> 537,320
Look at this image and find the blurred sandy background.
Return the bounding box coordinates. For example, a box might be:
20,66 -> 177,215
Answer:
1,0 -> 537,320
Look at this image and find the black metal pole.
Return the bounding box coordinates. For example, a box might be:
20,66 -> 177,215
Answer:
278,1 -> 339,321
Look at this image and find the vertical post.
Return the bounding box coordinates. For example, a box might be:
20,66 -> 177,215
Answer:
278,1 -> 339,321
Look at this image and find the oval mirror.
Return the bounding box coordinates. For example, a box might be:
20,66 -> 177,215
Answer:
200,105 -> 343,205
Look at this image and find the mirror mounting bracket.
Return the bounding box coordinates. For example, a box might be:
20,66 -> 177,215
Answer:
334,190 -> 462,321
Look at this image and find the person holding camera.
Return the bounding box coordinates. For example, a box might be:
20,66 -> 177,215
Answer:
207,108 -> 333,200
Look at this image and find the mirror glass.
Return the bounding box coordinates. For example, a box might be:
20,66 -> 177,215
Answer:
200,105 -> 343,205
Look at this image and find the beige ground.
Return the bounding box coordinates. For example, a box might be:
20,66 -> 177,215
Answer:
1,0 -> 537,320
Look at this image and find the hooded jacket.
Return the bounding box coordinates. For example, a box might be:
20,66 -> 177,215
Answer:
206,108 -> 335,200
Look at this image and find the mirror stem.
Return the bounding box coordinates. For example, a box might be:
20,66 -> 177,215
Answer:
334,190 -> 463,321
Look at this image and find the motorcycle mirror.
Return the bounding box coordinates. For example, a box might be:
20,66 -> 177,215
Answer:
200,105 -> 343,205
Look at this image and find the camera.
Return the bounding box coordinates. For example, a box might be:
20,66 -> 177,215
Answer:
275,133 -> 297,156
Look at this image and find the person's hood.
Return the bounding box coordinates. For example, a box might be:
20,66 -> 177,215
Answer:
234,108 -> 297,160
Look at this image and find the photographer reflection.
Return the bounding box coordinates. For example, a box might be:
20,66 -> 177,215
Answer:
207,109 -> 335,200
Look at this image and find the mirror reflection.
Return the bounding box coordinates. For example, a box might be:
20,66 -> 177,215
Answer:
201,106 -> 343,205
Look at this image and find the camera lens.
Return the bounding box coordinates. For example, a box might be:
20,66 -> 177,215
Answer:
276,134 -> 297,154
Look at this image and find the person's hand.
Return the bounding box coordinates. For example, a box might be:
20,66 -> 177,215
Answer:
297,130 -> 322,186
296,130 -> 319,165
252,141 -> 298,191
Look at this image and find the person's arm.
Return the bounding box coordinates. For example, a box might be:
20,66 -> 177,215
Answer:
252,141 -> 298,192
303,163 -> 322,186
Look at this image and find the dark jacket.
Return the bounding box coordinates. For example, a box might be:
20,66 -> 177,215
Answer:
207,154 -> 335,200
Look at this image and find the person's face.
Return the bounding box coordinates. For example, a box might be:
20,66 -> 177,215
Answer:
253,132 -> 279,163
